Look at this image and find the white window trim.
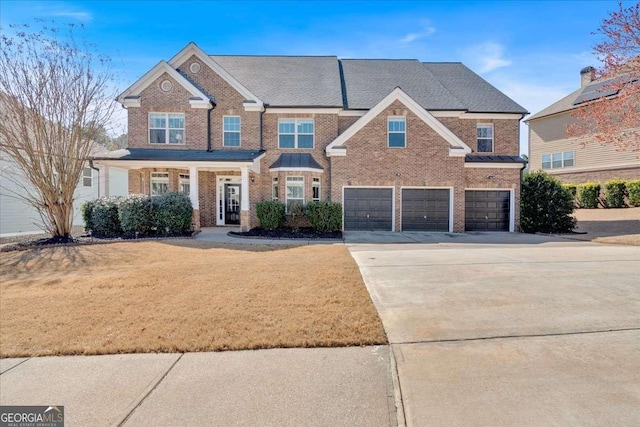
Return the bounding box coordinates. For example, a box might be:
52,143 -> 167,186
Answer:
179,173 -> 190,194
312,178 -> 321,201
272,177 -> 279,201
82,167 -> 93,187
223,115 -> 241,147
476,123 -> 494,153
149,112 -> 186,145
150,172 -> 170,196
278,119 -> 315,149
388,116 -> 406,148
542,151 -> 575,170
285,176 -> 305,212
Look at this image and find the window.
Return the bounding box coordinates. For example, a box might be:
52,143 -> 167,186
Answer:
82,167 -> 92,187
541,151 -> 575,170
388,117 -> 406,148
150,172 -> 169,196
223,116 -> 241,147
278,119 -> 314,149
286,176 -> 304,212
149,113 -> 185,144
476,124 -> 494,152
312,178 -> 321,201
272,177 -> 279,201
179,174 -> 190,195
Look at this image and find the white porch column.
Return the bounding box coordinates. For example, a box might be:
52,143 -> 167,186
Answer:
98,165 -> 110,197
189,166 -> 199,210
241,166 -> 249,211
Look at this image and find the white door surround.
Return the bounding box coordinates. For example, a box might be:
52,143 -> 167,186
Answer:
216,175 -> 242,226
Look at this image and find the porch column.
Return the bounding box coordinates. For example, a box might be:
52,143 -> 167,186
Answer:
189,166 -> 200,231
240,166 -> 250,231
98,165 -> 110,197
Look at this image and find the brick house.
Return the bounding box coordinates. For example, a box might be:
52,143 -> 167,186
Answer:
93,42 -> 528,232
527,66 -> 640,184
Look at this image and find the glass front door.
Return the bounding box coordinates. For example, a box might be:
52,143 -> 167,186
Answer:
224,184 -> 241,225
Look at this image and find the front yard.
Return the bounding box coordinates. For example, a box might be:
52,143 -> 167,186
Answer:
0,241 -> 386,357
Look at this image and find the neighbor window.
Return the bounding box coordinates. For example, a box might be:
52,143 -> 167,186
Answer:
286,176 -> 304,211
272,177 -> 279,201
476,124 -> 494,152
278,119 -> 314,149
179,174 -> 190,195
542,151 -> 574,170
150,172 -> 169,196
149,113 -> 185,144
312,178 -> 321,201
388,117 -> 406,148
223,116 -> 241,147
82,167 -> 92,187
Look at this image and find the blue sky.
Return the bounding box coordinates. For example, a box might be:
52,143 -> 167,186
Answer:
0,0 -> 630,154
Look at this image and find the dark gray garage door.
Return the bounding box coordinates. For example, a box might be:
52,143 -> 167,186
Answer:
402,189 -> 450,231
344,188 -> 393,231
465,190 -> 510,231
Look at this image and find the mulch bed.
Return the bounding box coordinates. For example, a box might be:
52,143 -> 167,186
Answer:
229,227 -> 343,240
0,233 -> 194,252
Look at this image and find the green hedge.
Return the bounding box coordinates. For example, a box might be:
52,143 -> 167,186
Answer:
256,200 -> 286,229
576,182 -> 601,209
306,201 -> 342,232
603,179 -> 627,208
152,192 -> 193,234
118,194 -> 153,236
627,180 -> 640,207
84,197 -> 122,236
520,171 -> 576,233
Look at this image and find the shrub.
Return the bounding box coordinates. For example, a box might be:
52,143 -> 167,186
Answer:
576,182 -> 601,209
603,179 -> 627,208
256,200 -> 286,229
80,200 -> 94,232
628,180 -> 640,207
285,202 -> 309,231
90,197 -> 122,236
152,192 -> 193,234
306,201 -> 342,232
520,171 -> 576,233
118,194 -> 153,236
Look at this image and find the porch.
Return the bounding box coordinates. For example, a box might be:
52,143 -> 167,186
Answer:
91,148 -> 265,231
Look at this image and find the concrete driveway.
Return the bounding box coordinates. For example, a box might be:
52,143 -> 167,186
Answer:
348,234 -> 640,426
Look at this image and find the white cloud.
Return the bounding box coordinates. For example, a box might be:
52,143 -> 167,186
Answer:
49,9 -> 93,21
399,21 -> 436,44
462,42 -> 512,73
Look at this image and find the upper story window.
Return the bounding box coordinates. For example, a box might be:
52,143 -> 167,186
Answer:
81,167 -> 92,187
476,124 -> 494,152
388,117 -> 406,148
150,172 -> 169,196
542,151 -> 574,170
179,174 -> 190,195
149,113 -> 185,144
279,119 -> 314,149
223,116 -> 241,147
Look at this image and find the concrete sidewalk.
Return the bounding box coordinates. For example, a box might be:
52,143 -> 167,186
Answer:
1,346 -> 397,427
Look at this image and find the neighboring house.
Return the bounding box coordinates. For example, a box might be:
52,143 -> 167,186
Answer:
527,66 -> 640,183
0,151 -> 128,237
92,42 -> 528,233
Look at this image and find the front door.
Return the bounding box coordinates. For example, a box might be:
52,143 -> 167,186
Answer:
224,184 -> 241,225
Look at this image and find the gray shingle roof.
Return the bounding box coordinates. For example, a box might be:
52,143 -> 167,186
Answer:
211,55 -> 343,107
465,154 -> 527,163
269,153 -> 323,170
422,63 -> 528,114
526,87 -> 585,121
91,148 -> 263,162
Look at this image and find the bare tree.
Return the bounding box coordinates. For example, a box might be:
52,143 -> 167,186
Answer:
567,1 -> 640,151
0,22 -> 118,239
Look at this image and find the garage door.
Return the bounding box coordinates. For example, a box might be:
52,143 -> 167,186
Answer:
402,189 -> 450,231
465,190 -> 510,231
344,188 -> 393,231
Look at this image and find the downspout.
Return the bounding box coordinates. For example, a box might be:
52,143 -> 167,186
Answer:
259,108 -> 265,151
88,159 -> 101,197
207,101 -> 216,152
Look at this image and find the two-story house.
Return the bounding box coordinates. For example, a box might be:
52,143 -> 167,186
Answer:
93,42 -> 527,233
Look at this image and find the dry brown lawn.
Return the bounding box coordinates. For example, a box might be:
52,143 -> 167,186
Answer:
0,241 -> 386,357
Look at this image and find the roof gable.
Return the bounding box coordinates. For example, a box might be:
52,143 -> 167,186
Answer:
117,61 -> 212,109
326,87 -> 472,157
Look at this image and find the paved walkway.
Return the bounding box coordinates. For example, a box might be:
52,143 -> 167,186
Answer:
1,347 -> 397,427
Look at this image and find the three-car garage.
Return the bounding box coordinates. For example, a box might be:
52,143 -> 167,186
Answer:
343,187 -> 513,232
